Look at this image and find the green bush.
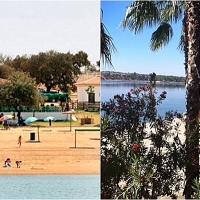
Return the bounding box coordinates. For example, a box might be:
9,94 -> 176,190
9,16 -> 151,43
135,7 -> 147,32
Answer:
101,81 -> 185,199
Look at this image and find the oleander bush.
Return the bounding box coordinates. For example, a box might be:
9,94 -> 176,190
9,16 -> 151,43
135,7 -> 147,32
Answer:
101,75 -> 186,199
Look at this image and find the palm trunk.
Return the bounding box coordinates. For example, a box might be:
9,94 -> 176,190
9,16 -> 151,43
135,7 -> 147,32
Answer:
182,9 -> 188,75
184,2 -> 200,198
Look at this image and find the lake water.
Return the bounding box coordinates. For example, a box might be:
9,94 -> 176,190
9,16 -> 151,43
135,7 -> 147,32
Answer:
0,175 -> 100,199
101,80 -> 185,116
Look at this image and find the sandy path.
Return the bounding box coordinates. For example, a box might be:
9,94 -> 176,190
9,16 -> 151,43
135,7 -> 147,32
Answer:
0,126 -> 100,175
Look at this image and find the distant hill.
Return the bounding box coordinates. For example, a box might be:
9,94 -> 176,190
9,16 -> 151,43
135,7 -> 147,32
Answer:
101,71 -> 185,82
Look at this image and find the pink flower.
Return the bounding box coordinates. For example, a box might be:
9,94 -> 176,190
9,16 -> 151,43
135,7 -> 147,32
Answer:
184,131 -> 188,135
144,86 -> 148,91
138,125 -> 143,132
132,143 -> 141,151
140,176 -> 145,182
140,86 -> 144,90
130,88 -> 135,94
160,92 -> 166,98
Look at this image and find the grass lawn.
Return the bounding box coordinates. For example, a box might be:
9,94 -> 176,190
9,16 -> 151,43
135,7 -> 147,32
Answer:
28,110 -> 100,127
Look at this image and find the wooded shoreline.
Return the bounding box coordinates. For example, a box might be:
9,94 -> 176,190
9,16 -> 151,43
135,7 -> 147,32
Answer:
101,71 -> 185,83
101,79 -> 185,86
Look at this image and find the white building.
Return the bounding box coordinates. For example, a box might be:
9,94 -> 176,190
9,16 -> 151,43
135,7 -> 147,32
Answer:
74,75 -> 100,103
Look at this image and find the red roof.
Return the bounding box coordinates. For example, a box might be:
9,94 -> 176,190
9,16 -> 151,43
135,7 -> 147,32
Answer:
75,75 -> 100,86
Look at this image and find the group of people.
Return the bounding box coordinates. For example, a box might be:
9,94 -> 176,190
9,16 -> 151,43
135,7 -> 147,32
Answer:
0,111 -> 26,128
4,135 -> 22,168
0,113 -> 10,130
3,135 -> 22,169
3,119 -> 10,130
0,109 -> 23,168
4,158 -> 22,168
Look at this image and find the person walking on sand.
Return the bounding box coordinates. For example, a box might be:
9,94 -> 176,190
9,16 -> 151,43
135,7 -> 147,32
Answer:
18,135 -> 22,147
15,160 -> 22,168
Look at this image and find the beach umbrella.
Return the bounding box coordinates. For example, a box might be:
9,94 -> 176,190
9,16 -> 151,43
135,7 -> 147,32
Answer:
0,115 -> 13,122
24,117 -> 38,124
44,116 -> 57,121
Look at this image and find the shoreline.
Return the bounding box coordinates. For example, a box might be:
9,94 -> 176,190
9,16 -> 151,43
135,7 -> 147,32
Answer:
101,79 -> 185,86
0,172 -> 100,175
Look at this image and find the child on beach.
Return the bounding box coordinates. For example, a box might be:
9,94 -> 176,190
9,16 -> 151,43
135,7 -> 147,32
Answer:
18,135 -> 22,147
15,160 -> 22,168
4,158 -> 11,167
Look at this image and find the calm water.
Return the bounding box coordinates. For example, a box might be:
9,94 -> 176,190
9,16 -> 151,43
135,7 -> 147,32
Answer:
101,80 -> 185,116
0,175 -> 100,199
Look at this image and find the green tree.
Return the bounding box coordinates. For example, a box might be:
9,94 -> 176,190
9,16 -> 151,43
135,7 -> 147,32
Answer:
0,64 -> 15,79
122,1 -> 200,198
85,85 -> 95,94
0,71 -> 43,111
26,50 -> 83,93
5,55 -> 29,72
96,60 -> 100,67
3,50 -> 91,93
73,50 -> 91,72
86,64 -> 97,72
96,60 -> 100,71
0,53 -> 12,65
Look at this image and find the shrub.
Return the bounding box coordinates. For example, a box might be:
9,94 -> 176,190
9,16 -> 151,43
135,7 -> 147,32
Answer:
101,82 -> 186,199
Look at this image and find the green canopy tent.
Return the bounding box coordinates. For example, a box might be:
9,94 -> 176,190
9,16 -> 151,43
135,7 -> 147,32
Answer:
41,92 -> 68,102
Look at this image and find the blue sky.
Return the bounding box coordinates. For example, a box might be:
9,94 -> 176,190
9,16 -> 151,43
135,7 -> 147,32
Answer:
0,1 -> 100,65
101,1 -> 185,76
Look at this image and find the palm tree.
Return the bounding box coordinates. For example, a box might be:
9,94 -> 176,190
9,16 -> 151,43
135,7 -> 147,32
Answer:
122,1 -> 200,198
101,9 -> 117,68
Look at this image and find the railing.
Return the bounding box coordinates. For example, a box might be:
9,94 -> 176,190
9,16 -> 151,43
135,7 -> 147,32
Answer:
0,106 -> 63,113
86,103 -> 100,111
77,102 -> 100,110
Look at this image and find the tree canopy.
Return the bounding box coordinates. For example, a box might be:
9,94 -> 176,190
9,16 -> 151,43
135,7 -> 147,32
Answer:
0,64 -> 15,79
0,71 -> 43,111
3,50 -> 91,93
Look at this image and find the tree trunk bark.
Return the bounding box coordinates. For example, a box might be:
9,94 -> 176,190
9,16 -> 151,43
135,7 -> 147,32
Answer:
184,2 -> 200,198
46,86 -> 51,93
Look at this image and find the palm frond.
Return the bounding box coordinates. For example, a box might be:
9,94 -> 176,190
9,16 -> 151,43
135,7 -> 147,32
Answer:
121,1 -> 162,34
101,21 -> 117,68
160,1 -> 184,23
121,1 -> 185,52
177,34 -> 184,53
150,22 -> 173,51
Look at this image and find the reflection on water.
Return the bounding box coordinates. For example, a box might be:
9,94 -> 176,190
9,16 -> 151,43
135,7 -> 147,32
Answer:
101,81 -> 185,116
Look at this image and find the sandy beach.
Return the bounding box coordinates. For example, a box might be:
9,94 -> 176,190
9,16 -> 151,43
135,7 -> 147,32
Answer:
0,125 -> 100,175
